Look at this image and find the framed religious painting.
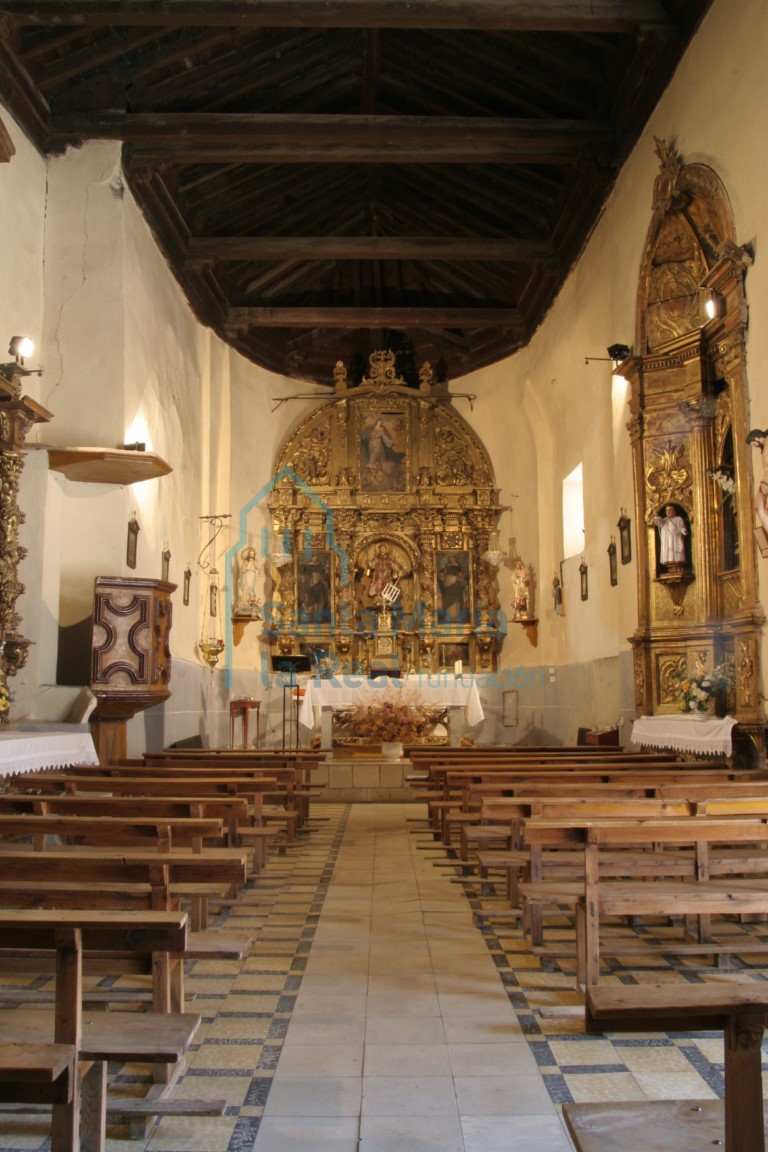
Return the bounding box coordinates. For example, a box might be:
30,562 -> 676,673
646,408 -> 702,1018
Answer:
618,510 -> 632,564
438,641 -> 470,673
359,409 -> 408,492
435,551 -> 471,627
126,515 -> 140,570
608,539 -> 618,587
579,558 -> 589,601
297,550 -> 332,627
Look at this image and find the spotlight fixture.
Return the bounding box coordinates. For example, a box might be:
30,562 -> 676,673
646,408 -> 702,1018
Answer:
120,441 -> 147,452
8,336 -> 34,363
584,344 -> 631,367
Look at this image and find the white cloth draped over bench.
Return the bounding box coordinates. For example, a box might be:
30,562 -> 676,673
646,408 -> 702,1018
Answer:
631,714 -> 738,757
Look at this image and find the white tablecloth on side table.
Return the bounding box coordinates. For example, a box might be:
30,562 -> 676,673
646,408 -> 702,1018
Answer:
0,729 -> 99,776
631,714 -> 738,757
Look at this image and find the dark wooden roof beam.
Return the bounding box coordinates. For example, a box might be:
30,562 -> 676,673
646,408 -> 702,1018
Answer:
224,305 -> 522,333
0,2 -> 679,35
187,235 -> 556,263
50,111 -> 610,147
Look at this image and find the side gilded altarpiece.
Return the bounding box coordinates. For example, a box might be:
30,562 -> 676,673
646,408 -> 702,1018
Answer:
0,361 -> 52,723
624,140 -> 764,753
264,350 -> 506,678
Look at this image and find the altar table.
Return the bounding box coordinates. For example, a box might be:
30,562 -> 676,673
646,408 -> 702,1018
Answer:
0,726 -> 100,777
298,676 -> 484,749
631,714 -> 738,757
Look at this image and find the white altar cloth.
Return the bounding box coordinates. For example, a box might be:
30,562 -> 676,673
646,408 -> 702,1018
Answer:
298,676 -> 484,730
631,714 -> 738,757
0,728 -> 99,777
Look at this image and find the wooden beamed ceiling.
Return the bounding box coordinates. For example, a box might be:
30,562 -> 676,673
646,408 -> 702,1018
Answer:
0,0 -> 714,385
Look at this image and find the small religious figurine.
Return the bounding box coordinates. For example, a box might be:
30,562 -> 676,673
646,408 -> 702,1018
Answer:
552,574 -> 564,616
511,559 -> 531,619
366,542 -> 399,602
235,546 -> 262,616
653,504 -> 687,567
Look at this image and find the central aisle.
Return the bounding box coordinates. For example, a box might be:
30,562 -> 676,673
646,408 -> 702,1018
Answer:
254,803 -> 574,1152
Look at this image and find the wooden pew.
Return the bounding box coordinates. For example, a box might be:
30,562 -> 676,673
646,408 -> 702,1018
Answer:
0,792 -> 274,873
521,816 -> 768,985
564,981 -> 768,1152
11,771 -> 302,845
0,845 -> 249,939
0,909 -> 206,1152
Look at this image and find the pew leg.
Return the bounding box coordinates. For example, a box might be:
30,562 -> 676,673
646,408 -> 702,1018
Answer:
51,1092 -> 79,1152
80,1060 -> 107,1152
724,1009 -> 765,1152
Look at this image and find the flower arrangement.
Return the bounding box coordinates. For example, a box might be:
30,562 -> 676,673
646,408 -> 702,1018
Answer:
674,661 -> 735,714
710,469 -> 736,506
350,688 -> 435,744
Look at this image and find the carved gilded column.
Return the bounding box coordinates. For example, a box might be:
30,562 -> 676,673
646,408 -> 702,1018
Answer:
0,367 -> 52,723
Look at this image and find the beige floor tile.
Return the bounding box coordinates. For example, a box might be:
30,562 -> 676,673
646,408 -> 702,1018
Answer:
272,1041 -> 364,1078
461,1114 -> 574,1152
363,1042 -> 452,1077
253,1115 -> 360,1150
454,1073 -> 556,1115
359,1113 -> 465,1152
364,1016 -> 446,1045
263,1077 -> 363,1116
447,1041 -> 540,1077
361,1075 -> 459,1117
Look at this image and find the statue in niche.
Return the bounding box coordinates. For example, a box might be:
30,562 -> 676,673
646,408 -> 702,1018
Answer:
437,552 -> 470,625
234,546 -> 262,617
653,504 -> 688,569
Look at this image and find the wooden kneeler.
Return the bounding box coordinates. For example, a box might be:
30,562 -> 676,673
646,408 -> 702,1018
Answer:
564,982 -> 768,1152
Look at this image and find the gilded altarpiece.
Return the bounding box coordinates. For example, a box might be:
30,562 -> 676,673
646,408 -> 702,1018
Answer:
265,351 -> 505,676
624,141 -> 764,751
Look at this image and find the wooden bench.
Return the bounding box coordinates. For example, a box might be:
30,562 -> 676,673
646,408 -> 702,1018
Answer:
0,1041 -> 75,1106
564,981 -> 768,1152
0,909 -> 211,1152
0,844 -> 249,937
521,816 -> 768,985
13,771 -> 302,845
0,792 -> 275,873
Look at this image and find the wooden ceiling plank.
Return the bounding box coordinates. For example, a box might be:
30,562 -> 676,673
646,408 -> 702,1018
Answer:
0,2 -> 678,35
34,27 -> 164,87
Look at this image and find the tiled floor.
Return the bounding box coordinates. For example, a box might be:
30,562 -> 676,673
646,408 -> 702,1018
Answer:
2,800 -> 767,1152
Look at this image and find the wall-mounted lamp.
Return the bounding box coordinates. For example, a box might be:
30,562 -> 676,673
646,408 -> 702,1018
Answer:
196,513 -> 231,671
584,344 -> 631,367
2,336 -> 43,394
120,441 -> 147,452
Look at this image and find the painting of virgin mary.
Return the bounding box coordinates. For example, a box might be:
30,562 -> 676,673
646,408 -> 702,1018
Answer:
360,411 -> 407,492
